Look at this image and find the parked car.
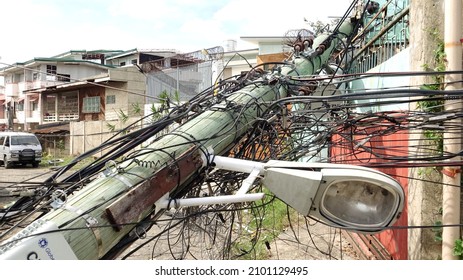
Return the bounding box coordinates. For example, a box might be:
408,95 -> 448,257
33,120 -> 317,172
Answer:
0,132 -> 43,168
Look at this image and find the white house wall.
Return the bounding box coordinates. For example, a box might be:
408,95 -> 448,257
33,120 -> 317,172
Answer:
228,64 -> 256,78
36,64 -> 108,82
348,47 -> 411,112
105,67 -> 146,121
259,43 -> 288,55
69,117 -> 141,155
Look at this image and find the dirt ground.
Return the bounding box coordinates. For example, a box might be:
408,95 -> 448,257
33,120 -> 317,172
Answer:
117,213 -> 361,260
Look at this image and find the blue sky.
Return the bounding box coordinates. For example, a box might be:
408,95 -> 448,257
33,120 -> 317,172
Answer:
0,0 -> 353,64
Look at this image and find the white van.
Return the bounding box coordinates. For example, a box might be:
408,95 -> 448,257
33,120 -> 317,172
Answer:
0,132 -> 43,168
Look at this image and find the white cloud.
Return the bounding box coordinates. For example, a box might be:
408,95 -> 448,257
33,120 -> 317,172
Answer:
0,0 -> 356,64
108,0 -> 177,21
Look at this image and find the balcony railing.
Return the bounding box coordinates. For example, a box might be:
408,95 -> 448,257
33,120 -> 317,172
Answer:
43,113 -> 79,123
348,0 -> 410,74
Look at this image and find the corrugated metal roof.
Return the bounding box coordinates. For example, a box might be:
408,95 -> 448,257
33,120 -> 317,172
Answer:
32,123 -> 70,134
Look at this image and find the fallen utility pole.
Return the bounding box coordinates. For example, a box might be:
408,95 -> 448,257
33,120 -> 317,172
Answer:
0,18 -> 359,260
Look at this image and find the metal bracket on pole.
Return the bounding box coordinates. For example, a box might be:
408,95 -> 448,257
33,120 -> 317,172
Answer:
105,146 -> 204,231
210,155 -> 264,194
156,193 -> 265,210
50,191 -> 103,257
50,190 -> 98,227
154,155 -> 266,210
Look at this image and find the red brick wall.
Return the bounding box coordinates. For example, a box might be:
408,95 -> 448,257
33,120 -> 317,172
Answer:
330,129 -> 409,259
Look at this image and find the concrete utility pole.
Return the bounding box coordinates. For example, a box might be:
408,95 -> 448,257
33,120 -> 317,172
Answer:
0,20 -> 359,259
442,0 -> 462,260
406,0 -> 463,260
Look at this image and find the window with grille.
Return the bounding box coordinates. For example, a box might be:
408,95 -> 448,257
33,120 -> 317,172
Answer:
57,74 -> 71,82
16,102 -> 24,111
46,65 -> 57,75
82,96 -> 100,113
46,65 -> 57,81
106,95 -> 116,104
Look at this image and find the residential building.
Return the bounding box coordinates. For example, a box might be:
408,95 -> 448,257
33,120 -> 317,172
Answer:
0,49 -> 183,154
0,50 -> 125,132
0,36 -> 292,156
0,85 -> 4,130
105,48 -> 178,68
240,36 -> 293,70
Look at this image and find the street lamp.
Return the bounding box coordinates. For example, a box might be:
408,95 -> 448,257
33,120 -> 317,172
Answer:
157,156 -> 404,233
261,160 -> 404,233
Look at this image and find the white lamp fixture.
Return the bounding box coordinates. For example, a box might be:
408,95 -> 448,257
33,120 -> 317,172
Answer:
262,161 -> 404,233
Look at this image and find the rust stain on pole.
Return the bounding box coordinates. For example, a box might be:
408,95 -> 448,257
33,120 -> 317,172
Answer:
105,147 -> 203,231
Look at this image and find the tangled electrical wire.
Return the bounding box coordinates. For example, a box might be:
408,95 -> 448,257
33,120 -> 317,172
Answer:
118,69 -> 463,260
3,67 -> 462,260
1,1 -> 462,260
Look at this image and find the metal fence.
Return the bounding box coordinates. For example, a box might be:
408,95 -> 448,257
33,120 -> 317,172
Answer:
146,61 -> 213,103
348,0 -> 410,74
